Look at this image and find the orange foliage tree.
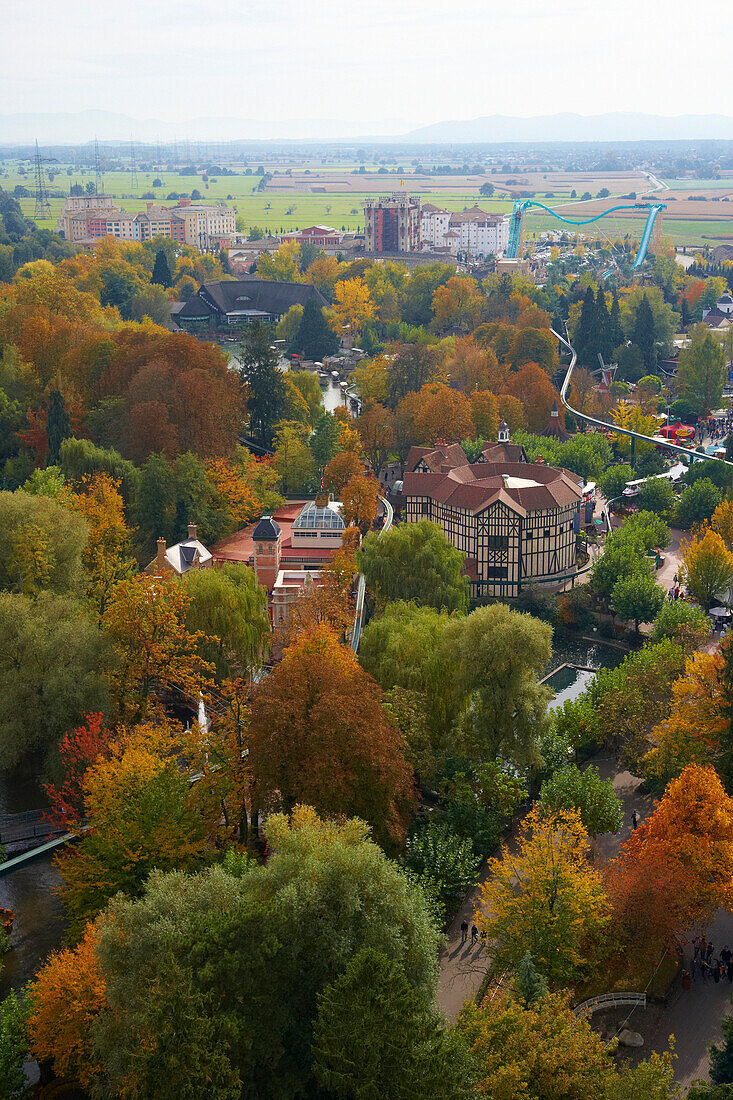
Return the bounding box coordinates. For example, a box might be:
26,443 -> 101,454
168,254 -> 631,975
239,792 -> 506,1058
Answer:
27,917 -> 106,1091
606,764 -> 733,961
355,403 -> 393,476
324,449 -> 363,494
503,364 -> 559,433
247,625 -> 415,849
341,473 -> 379,536
64,472 -> 136,614
432,277 -> 485,333
446,337 -> 499,393
470,391 -> 500,440
413,384 -> 475,444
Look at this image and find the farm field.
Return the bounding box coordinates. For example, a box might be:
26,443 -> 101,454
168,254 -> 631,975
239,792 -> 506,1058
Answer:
2,159 -> 732,246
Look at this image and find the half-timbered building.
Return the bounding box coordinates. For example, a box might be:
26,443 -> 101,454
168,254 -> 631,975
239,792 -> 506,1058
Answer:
402,437 -> 583,598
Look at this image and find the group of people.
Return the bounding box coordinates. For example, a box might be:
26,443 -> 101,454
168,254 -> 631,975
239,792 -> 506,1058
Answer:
460,920 -> 485,948
689,938 -> 733,984
667,572 -> 688,603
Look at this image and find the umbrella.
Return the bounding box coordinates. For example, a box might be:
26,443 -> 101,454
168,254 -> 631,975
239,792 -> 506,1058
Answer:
710,607 -> 730,619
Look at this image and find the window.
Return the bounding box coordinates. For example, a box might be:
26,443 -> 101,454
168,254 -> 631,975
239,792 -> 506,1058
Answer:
543,528 -> 551,538
486,535 -> 508,550
525,531 -> 533,540
485,566 -> 508,580
421,501 -> 429,515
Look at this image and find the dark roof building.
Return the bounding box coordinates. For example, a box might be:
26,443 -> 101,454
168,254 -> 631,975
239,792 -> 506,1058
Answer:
176,280 -> 328,330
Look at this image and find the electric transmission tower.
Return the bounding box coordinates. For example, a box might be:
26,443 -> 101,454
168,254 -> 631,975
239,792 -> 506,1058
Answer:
33,140 -> 51,218
93,138 -> 104,196
130,139 -> 138,191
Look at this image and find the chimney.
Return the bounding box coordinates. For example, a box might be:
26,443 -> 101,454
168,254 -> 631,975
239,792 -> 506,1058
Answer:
156,537 -> 167,570
188,522 -> 197,541
146,201 -> 154,212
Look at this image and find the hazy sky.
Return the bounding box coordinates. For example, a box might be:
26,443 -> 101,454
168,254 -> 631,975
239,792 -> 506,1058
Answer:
3,0 -> 731,135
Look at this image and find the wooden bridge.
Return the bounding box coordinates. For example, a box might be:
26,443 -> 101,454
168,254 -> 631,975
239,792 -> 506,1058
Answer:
573,992 -> 646,1018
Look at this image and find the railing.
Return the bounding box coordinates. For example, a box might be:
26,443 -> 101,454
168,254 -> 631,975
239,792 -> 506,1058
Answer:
555,328 -> 733,469
0,810 -> 64,847
573,992 -> 646,1018
350,494 -> 393,654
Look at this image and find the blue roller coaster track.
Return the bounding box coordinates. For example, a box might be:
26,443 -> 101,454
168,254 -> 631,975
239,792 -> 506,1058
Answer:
505,200 -> 666,270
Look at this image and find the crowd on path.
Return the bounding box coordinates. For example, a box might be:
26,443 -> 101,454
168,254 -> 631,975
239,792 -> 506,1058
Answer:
684,938 -> 733,987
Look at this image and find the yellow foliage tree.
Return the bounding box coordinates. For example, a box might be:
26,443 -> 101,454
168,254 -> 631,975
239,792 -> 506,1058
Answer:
610,403 -> 658,458
255,241 -> 301,282
353,356 -> 389,407
681,527 -> 733,608
711,499 -> 733,551
475,806 -> 610,987
644,651 -> 727,787
330,277 -> 376,337
64,473 -> 136,615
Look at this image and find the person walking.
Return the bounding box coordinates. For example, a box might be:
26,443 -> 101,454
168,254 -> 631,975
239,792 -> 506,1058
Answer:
707,942 -> 714,964
714,960 -> 722,984
471,924 -> 479,945
631,810 -> 640,830
701,958 -> 709,982
460,919 -> 468,944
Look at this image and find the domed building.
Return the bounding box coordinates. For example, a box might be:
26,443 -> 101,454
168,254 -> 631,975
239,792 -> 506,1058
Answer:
402,440 -> 583,598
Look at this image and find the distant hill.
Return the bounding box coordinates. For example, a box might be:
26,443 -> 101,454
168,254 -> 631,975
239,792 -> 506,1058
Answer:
3,110 -> 733,146
399,112 -> 733,143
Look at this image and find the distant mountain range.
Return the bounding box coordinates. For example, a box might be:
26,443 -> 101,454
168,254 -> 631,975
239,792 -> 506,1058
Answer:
3,110 -> 733,146
399,113 -> 733,143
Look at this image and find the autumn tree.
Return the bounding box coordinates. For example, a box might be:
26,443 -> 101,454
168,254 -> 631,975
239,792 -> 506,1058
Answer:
102,572 -> 214,722
255,240 -> 301,282
606,764 -> 733,961
432,276 -> 484,332
498,393 -> 525,432
43,713 -> 111,828
353,356 -> 389,407
324,448 -> 363,494
385,344 -> 445,408
57,720 -> 219,938
341,473 -> 379,536
510,327 -> 557,373
413,383 -> 475,444
446,337 -> 499,393
355,402 -> 393,475
330,277 -> 376,337
274,420 -> 317,493
470,390 -> 500,440
26,917 -> 106,1091
248,627 -> 414,848
503,364 -> 560,434
358,520 -> 468,612
457,992 -> 671,1100
475,807 -> 610,987
681,528 -> 733,608
64,472 -> 136,614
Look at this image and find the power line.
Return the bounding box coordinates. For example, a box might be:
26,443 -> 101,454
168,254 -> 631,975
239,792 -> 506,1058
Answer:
130,139 -> 138,192
33,139 -> 51,219
93,137 -> 104,196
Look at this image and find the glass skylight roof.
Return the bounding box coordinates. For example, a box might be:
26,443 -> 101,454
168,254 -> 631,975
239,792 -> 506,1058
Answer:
292,503 -> 345,530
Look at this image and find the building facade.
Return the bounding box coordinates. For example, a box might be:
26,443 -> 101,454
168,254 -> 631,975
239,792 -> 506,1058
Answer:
402,439 -> 582,598
363,193 -> 422,253
57,196 -> 235,251
176,279 -> 328,330
279,225 -> 343,249
420,204 -> 509,258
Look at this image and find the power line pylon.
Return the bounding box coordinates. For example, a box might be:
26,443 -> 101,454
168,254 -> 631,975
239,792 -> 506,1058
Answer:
33,140 -> 51,219
93,137 -> 104,196
130,139 -> 138,192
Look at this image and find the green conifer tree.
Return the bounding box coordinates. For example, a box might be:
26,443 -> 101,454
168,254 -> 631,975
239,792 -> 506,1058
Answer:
46,390 -> 72,466
151,249 -> 173,289
514,951 -> 548,1008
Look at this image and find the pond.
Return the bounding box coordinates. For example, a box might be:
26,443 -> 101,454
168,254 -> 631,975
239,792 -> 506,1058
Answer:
545,634 -> 627,711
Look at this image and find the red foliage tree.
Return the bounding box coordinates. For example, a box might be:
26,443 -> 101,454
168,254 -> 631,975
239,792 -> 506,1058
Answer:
43,713 -> 111,828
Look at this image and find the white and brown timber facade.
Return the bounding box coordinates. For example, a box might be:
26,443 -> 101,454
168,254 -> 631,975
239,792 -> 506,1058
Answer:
402,439 -> 583,599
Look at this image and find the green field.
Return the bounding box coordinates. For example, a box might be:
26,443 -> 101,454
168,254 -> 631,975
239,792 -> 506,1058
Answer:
2,160 -> 731,247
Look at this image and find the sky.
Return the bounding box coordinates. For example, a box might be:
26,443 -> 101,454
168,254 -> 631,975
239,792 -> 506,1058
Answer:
2,0 -> 732,139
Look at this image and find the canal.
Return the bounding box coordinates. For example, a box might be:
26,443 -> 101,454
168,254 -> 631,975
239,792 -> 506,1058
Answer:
545,634 -> 627,711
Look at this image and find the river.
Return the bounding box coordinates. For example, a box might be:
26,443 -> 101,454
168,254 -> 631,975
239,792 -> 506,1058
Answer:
0,775 -> 65,998
227,349 -> 356,415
